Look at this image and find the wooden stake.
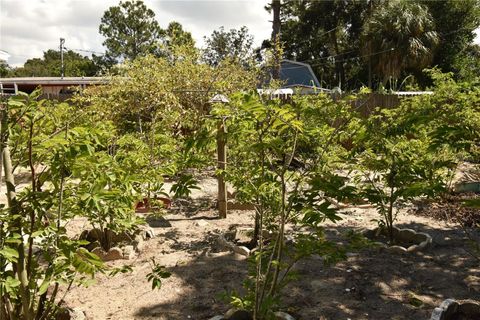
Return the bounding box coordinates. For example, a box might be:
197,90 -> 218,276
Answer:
217,118 -> 227,218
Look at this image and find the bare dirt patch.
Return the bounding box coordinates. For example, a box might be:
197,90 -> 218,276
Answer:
9,176 -> 479,319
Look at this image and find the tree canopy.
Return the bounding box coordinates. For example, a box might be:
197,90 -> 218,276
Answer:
361,0 -> 439,86
202,26 -> 254,66
8,49 -> 99,77
99,0 -> 163,61
278,0 -> 480,90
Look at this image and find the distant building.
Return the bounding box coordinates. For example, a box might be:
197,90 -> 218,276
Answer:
260,60 -> 330,97
0,77 -> 105,98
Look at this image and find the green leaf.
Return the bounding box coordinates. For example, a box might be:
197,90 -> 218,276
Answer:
0,247 -> 19,262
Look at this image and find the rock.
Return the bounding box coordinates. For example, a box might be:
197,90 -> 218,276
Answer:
55,307 -> 86,320
138,226 -> 155,240
133,235 -> 145,252
387,245 -> 407,254
70,308 -> 87,320
365,226 -> 432,254
235,227 -> 254,243
224,309 -> 253,320
122,245 -> 136,260
91,247 -> 124,261
91,247 -> 106,259
146,216 -> 172,228
209,316 -> 224,320
430,299 -> 458,320
233,245 -> 250,257
105,247 -> 124,261
457,300 -> 480,315
274,311 -> 295,320
195,219 -> 210,227
216,235 -> 234,251
156,197 -> 172,209
464,275 -> 480,292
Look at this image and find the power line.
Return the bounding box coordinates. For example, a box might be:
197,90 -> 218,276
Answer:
281,47 -> 396,70
65,47 -> 106,55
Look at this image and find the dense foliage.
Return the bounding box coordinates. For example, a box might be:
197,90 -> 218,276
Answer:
279,0 -> 480,89
203,26 -> 255,66
4,50 -> 99,78
99,0 -> 163,62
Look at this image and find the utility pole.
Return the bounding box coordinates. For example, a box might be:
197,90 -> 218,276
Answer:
60,38 -> 65,78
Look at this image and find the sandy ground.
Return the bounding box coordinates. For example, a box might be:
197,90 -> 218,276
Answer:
59,177 -> 480,320
2,174 -> 479,319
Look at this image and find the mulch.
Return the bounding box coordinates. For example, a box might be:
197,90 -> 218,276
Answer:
410,193 -> 480,227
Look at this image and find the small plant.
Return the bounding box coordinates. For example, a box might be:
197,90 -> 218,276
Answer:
146,258 -> 171,290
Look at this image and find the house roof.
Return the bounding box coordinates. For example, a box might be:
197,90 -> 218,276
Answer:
280,60 -> 321,88
0,77 -> 106,86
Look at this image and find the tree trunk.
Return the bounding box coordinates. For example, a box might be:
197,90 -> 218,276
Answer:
271,0 -> 281,80
331,31 -> 345,90
2,108 -> 32,319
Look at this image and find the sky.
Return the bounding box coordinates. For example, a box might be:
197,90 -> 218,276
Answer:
0,0 -> 272,67
0,0 -> 479,67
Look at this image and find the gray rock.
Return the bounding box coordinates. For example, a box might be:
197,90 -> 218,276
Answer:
430,299 -> 459,320
224,309 -> 252,320
216,235 -> 234,251
133,234 -> 145,252
195,219 -> 210,227
233,245 -> 250,257
122,245 -> 136,260
274,311 -> 295,320
387,245 -> 407,254
208,316 -> 224,320
235,227 -> 254,243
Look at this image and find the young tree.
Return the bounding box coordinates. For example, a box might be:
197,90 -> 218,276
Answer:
202,26 -> 254,66
354,70 -> 480,243
0,91 -> 108,319
216,92 -> 361,318
99,0 -> 162,61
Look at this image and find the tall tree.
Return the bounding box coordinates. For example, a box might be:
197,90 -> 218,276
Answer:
11,50 -> 99,77
280,0 -> 369,89
99,0 -> 162,61
361,0 -> 439,86
0,60 -> 11,77
163,21 -> 195,49
202,26 -> 254,66
422,0 -> 480,79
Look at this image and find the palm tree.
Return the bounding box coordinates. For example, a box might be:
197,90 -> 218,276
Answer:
361,0 -> 439,88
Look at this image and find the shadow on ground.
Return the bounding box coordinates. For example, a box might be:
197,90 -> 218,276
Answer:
134,210 -> 479,320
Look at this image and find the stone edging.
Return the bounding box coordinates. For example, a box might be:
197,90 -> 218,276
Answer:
430,299 -> 480,320
364,226 -> 432,254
